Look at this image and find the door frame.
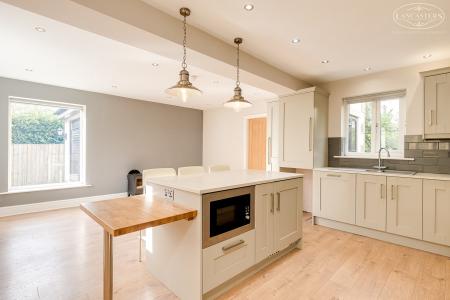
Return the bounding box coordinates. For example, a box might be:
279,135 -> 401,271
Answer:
244,113 -> 267,170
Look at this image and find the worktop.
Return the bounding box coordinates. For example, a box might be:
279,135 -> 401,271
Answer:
314,167 -> 450,181
146,170 -> 303,194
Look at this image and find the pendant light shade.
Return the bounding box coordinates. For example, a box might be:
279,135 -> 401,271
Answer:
224,37 -> 252,112
166,7 -> 202,102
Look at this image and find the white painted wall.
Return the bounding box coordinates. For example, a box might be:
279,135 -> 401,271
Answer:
322,58 -> 450,137
203,101 -> 269,170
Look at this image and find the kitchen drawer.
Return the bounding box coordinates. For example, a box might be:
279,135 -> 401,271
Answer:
202,230 -> 255,293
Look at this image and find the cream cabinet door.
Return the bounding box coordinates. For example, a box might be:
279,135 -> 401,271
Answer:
356,174 -> 387,231
424,73 -> 450,137
386,177 -> 423,239
313,171 -> 356,224
279,93 -> 314,169
274,178 -> 302,251
423,180 -> 450,246
266,101 -> 280,172
255,183 -> 275,263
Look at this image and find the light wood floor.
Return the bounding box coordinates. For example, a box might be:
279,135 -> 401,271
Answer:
0,210 -> 449,300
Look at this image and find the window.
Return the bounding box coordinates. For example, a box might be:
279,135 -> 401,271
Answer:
344,90 -> 405,157
8,97 -> 86,191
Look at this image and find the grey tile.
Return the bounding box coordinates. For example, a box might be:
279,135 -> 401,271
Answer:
437,158 -> 450,166
404,150 -> 423,158
439,142 -> 450,150
404,135 -> 423,143
423,150 -> 448,158
423,166 -> 440,173
410,158 -> 438,166
417,143 -> 439,150
397,164 -> 424,172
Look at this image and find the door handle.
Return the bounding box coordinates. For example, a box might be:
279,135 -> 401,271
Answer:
270,193 -> 274,213
326,174 -> 341,178
222,239 -> 245,252
276,192 -> 281,211
429,110 -> 433,126
391,185 -> 395,200
380,184 -> 384,199
308,117 -> 313,151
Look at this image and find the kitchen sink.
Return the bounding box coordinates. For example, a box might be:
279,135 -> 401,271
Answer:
364,169 -> 417,176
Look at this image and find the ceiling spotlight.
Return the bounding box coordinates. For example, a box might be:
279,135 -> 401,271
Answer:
363,67 -> 372,71
423,54 -> 432,59
152,63 -> 159,67
112,85 -> 118,88
321,60 -> 330,64
244,4 -> 254,11
290,38 -> 301,45
25,68 -> 33,72
212,80 -> 220,84
35,26 -> 46,32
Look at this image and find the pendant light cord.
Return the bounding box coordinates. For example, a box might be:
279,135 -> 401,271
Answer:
236,42 -> 240,87
182,14 -> 187,70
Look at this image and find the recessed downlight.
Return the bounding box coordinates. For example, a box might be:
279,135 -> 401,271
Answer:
423,54 -> 432,59
363,67 -> 372,71
25,68 -> 33,72
152,63 -> 159,67
212,80 -> 220,84
35,26 -> 46,32
321,60 -> 330,64
244,4 -> 254,11
290,38 -> 301,45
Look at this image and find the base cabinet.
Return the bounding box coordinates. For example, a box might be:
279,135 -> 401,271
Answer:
423,180 -> 450,246
255,179 -> 302,263
356,174 -> 387,231
313,171 -> 356,224
386,177 -> 423,239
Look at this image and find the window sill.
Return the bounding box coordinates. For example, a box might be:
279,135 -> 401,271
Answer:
0,183 -> 92,195
334,155 -> 414,161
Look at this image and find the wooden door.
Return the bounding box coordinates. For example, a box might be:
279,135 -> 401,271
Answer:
423,180 -> 450,246
274,179 -> 302,251
247,117 -> 267,170
279,93 -> 314,169
314,171 -> 356,224
387,177 -> 423,239
356,174 -> 387,231
424,73 -> 450,136
255,183 -> 275,263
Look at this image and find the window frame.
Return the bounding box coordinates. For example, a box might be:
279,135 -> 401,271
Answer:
7,96 -> 87,192
343,90 -> 406,158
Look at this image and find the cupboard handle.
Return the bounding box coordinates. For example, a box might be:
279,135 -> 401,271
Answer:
309,117 -> 313,151
327,174 -> 341,178
429,110 -> 433,126
391,185 -> 395,200
276,192 -> 281,211
270,193 -> 274,213
222,239 -> 245,252
380,184 -> 384,199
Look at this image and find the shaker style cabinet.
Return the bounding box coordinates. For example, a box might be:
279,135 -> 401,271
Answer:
356,174 -> 387,231
423,180 -> 450,246
255,178 -> 302,263
422,68 -> 450,139
279,87 -> 328,169
386,177 -> 423,239
313,171 -> 356,224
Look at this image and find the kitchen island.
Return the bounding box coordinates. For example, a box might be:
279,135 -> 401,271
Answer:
145,170 -> 303,300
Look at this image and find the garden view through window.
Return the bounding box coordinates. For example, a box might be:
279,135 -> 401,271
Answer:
9,98 -> 85,189
346,97 -> 402,156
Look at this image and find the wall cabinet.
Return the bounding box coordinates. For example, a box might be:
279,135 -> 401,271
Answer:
255,178 -> 302,263
266,101 -> 279,172
279,87 -> 328,169
313,171 -> 356,224
386,177 -> 423,239
356,174 -> 387,231
423,180 -> 450,246
423,68 -> 450,139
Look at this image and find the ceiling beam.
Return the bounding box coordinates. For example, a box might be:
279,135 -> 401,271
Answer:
1,0 -> 310,95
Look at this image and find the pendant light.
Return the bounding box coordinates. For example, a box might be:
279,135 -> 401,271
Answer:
224,37 -> 252,112
166,7 -> 202,102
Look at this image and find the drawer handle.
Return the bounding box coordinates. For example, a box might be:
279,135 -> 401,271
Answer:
222,239 -> 245,252
326,174 -> 341,178
270,193 -> 274,213
277,192 -> 281,211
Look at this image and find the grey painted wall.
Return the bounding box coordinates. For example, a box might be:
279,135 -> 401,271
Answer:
0,77 -> 203,207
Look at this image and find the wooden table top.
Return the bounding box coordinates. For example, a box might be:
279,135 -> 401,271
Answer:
80,195 -> 197,237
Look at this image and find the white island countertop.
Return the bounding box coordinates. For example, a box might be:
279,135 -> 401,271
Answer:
146,170 -> 303,194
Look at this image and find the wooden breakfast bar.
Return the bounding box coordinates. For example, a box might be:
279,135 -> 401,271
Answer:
80,195 -> 198,300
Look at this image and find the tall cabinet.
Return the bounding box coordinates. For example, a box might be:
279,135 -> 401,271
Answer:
422,67 -> 450,139
279,87 -> 328,169
266,101 -> 279,172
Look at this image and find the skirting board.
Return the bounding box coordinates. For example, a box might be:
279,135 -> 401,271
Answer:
314,216 -> 450,257
0,192 -> 127,218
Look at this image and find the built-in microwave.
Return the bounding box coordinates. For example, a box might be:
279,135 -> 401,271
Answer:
202,186 -> 255,248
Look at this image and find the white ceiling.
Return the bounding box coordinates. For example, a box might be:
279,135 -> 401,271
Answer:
143,0 -> 450,83
0,2 -> 276,110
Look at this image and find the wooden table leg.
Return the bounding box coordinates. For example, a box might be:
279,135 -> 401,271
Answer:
104,230 -> 113,300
